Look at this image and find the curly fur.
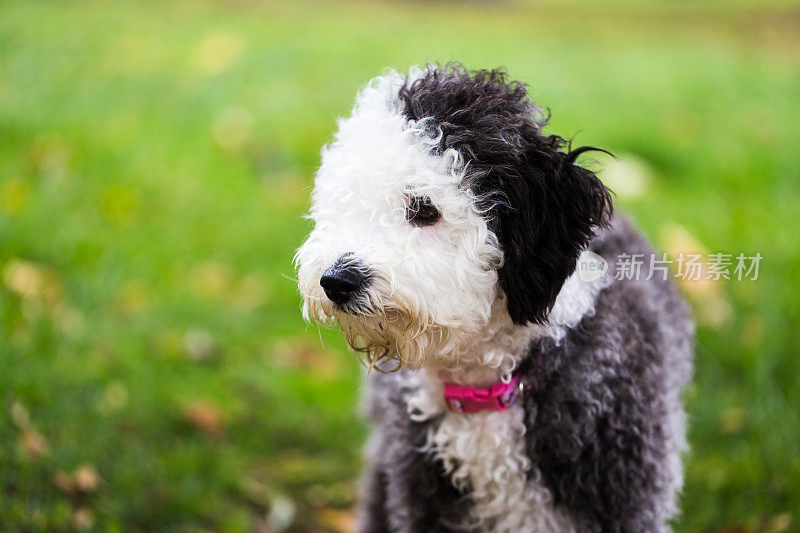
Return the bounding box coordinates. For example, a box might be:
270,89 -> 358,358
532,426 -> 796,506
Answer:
296,68 -> 503,369
521,217 -> 693,532
296,65 -> 693,532
398,66 -> 613,325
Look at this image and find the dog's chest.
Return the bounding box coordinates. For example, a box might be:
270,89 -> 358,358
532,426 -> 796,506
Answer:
408,373 -> 577,532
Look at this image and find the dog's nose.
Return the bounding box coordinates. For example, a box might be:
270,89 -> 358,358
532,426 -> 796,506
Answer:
320,263 -> 367,305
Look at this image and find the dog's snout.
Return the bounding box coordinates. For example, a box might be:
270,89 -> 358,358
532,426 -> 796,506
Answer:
320,261 -> 367,305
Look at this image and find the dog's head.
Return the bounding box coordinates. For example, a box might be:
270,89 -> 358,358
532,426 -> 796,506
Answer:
296,65 -> 612,368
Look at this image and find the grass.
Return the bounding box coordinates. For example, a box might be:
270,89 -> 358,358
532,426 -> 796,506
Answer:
1,0 -> 799,531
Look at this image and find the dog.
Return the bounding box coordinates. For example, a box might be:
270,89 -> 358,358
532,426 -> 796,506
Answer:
296,64 -> 693,532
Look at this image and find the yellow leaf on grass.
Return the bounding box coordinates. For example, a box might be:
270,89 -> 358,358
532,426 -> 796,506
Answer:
232,273 -> 269,311
660,223 -> 732,328
1,178 -> 30,214
10,400 -> 30,428
317,507 -> 356,533
72,508 -> 94,530
182,401 -> 225,437
54,470 -> 75,493
74,465 -> 100,493
273,341 -> 344,379
98,381 -> 129,414
768,513 -> 793,533
19,428 -> 48,460
194,31 -> 245,75
740,315 -> 764,348
719,408 -> 747,435
190,261 -> 234,301
3,259 -> 62,304
183,328 -> 216,362
99,184 -> 139,223
597,153 -> 652,200
54,464 -> 99,494
116,280 -> 150,317
27,136 -> 71,182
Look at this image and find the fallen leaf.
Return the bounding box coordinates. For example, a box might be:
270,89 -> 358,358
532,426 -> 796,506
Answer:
116,280 -> 150,316
54,464 -> 99,495
240,477 -> 273,509
251,516 -> 277,533
182,401 -> 224,437
0,177 -> 30,214
305,482 -> 355,508
232,273 -> 269,311
74,465 -> 99,493
194,31 -> 245,75
768,513 -> 792,533
317,507 -> 356,533
273,341 -> 343,379
190,261 -> 234,301
98,381 -> 128,414
740,315 -> 764,348
660,223 -> 732,328
27,135 -> 72,182
53,303 -> 85,338
597,153 -> 652,200
72,507 -> 94,530
19,428 -> 48,459
719,408 -> 747,434
156,329 -> 184,360
659,107 -> 702,149
10,400 -> 30,428
3,259 -> 62,304
270,174 -> 307,207
54,470 -> 75,494
99,184 -> 139,223
184,329 -> 217,362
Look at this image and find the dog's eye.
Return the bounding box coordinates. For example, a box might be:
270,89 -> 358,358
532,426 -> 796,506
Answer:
406,196 -> 441,227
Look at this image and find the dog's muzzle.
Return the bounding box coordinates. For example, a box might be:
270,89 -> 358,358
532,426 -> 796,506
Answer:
320,256 -> 369,306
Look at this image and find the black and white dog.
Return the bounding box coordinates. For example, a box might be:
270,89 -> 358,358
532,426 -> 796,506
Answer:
296,65 -> 693,532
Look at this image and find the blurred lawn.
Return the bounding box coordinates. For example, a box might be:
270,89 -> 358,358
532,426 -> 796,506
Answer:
1,0 -> 799,531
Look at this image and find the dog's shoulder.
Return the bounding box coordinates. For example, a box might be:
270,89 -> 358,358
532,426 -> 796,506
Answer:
521,213 -> 693,532
591,213 -> 695,382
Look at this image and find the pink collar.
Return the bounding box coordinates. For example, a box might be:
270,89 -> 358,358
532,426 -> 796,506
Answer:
443,373 -> 523,414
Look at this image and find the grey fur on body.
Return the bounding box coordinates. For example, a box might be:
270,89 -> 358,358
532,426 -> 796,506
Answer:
358,215 -> 694,533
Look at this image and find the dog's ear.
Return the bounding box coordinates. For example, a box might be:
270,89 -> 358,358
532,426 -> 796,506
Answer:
496,141 -> 613,325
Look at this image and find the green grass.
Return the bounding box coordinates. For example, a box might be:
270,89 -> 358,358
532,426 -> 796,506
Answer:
1,0 -> 799,531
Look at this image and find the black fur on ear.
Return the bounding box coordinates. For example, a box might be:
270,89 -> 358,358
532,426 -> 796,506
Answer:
398,64 -> 613,325
496,141 -> 614,324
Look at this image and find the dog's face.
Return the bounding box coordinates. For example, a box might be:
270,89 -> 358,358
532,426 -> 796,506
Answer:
296,66 -> 611,368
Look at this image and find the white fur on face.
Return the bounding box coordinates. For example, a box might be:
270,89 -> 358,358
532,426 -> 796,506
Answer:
296,71 -> 502,368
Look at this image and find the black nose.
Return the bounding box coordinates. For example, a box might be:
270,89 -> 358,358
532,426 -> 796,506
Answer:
320,262 -> 367,306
